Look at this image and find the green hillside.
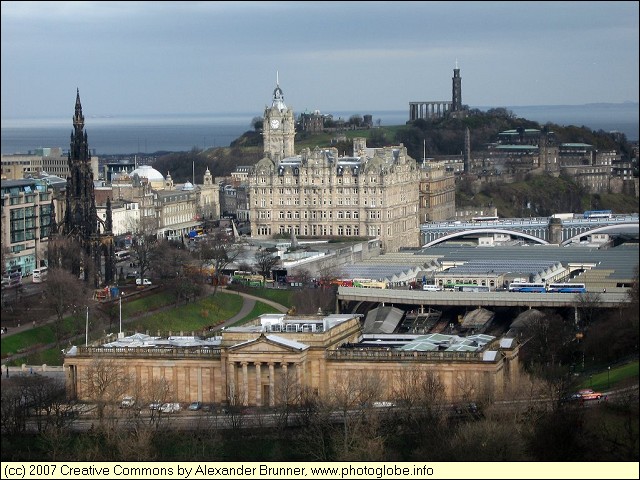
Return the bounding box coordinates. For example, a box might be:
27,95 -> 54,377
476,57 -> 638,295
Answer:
457,173 -> 639,217
152,110 -> 638,217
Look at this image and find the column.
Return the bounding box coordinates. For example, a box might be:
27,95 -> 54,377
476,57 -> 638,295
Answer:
268,363 -> 275,407
242,362 -> 249,406
296,362 -> 304,399
296,362 -> 303,388
228,362 -> 236,403
255,362 -> 262,406
282,362 -> 289,404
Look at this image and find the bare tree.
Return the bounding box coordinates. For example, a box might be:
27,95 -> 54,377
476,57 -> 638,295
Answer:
292,397 -> 335,461
391,368 -> 446,419
253,249 -> 280,279
44,267 -> 88,346
0,374 -> 72,439
272,366 -> 302,429
448,418 -> 529,461
519,311 -> 575,376
223,383 -> 246,432
316,264 -> 340,287
47,236 -> 82,277
327,370 -> 385,459
575,291 -> 603,330
151,240 -> 190,280
291,287 -> 336,315
153,241 -> 202,303
81,358 -> 132,425
127,217 -> 158,284
196,232 -> 245,295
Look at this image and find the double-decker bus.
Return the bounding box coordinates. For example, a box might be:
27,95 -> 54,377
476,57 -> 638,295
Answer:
546,282 -> 587,293
32,266 -> 48,283
352,278 -> 386,289
1,271 -> 22,289
331,279 -> 354,287
583,210 -> 612,219
443,282 -> 485,291
508,282 -> 546,293
457,284 -> 490,292
188,226 -> 205,239
115,251 -> 131,262
231,271 -> 264,287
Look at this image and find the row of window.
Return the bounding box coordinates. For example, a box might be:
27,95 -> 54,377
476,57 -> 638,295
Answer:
255,197 -> 386,207
253,187 -> 390,195
276,225 -> 362,237
257,175 -> 383,185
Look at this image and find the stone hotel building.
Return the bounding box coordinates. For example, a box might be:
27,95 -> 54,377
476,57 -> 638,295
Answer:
248,82 -> 427,253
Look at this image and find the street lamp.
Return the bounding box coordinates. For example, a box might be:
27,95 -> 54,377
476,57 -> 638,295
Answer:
607,366 -> 611,389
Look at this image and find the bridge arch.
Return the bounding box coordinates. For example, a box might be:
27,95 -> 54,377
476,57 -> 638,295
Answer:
421,228 -> 550,248
561,223 -> 639,246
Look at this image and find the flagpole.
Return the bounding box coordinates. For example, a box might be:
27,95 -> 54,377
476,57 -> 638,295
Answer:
85,306 -> 89,346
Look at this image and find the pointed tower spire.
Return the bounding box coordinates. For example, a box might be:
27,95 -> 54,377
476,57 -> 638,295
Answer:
272,72 -> 285,109
73,88 -> 84,130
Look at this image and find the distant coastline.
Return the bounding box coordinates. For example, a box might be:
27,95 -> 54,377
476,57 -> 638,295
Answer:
1,103 -> 637,156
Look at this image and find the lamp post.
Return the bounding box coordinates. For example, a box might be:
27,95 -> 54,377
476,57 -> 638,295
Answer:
607,366 -> 610,389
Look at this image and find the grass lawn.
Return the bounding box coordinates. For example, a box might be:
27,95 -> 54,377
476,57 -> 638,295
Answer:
3,290 -> 281,366
228,286 -> 292,307
1,315 -> 85,358
127,292 -> 244,333
235,302 -> 280,325
576,360 -> 639,391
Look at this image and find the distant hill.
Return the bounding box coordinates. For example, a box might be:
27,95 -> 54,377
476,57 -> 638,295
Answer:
456,173 -> 639,218
154,109 -> 638,217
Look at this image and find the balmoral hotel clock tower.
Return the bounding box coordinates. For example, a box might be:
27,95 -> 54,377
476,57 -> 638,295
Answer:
263,76 -> 295,161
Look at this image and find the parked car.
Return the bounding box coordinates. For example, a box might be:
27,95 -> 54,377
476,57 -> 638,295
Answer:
120,396 -> 135,408
560,392 -> 582,404
148,401 -> 162,410
188,401 -> 202,411
160,402 -> 181,413
136,278 -> 152,286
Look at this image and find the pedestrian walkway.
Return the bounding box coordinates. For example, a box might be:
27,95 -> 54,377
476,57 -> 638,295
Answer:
1,287 -> 289,364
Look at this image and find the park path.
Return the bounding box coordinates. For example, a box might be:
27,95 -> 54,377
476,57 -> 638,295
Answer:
1,287 -> 288,364
217,287 -> 288,329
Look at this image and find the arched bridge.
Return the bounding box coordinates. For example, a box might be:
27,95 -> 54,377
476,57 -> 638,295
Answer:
421,215 -> 639,247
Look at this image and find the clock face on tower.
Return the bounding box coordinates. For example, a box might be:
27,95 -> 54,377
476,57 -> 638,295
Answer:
270,119 -> 280,129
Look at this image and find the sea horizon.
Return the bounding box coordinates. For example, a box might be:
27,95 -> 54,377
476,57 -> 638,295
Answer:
2,103 -> 637,156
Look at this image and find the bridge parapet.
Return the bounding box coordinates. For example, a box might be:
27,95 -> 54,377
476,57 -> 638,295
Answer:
420,214 -> 638,246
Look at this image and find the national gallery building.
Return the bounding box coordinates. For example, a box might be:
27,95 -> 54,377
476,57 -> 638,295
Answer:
64,313 -> 520,407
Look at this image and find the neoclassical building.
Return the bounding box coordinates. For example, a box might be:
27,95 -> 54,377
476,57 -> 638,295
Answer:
105,164 -> 220,240
64,313 -> 520,407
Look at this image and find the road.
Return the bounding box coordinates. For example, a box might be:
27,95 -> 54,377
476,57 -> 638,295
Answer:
19,383 -> 638,434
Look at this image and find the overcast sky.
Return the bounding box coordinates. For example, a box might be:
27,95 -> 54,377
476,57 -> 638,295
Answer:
1,1 -> 638,119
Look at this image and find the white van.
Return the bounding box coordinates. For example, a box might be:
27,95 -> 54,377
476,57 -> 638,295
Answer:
160,402 -> 181,413
422,284 -> 441,291
136,278 -> 152,286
